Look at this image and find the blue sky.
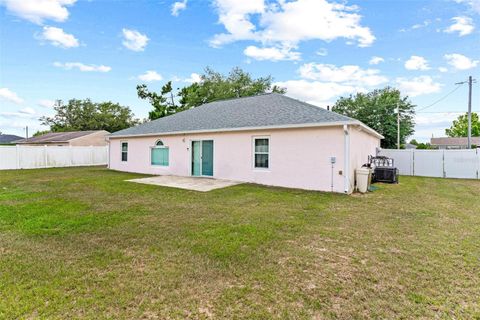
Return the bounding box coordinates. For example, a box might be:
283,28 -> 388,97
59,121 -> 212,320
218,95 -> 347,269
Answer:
0,0 -> 478,142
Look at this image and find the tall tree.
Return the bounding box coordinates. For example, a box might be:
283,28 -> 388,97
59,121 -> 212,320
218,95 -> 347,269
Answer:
137,81 -> 183,120
33,130 -> 50,137
332,87 -> 416,149
137,67 -> 286,119
179,67 -> 286,108
40,99 -> 139,133
445,112 -> 480,137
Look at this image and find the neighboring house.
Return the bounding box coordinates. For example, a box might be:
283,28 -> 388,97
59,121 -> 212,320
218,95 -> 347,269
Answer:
108,93 -> 382,193
0,134 -> 23,144
16,130 -> 109,146
430,137 -> 480,149
405,143 -> 418,149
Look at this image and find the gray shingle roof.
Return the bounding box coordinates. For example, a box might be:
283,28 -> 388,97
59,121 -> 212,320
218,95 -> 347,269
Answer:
431,137 -> 480,146
16,130 -> 107,144
111,93 -> 355,137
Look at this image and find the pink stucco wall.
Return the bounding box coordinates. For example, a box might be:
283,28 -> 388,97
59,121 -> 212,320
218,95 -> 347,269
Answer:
109,125 -> 380,193
349,126 -> 381,191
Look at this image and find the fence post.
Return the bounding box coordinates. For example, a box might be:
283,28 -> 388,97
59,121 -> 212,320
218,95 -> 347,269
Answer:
90,146 -> 94,165
69,145 -> 73,167
44,145 -> 48,168
442,150 -> 446,178
16,144 -> 20,169
477,148 -> 479,180
412,149 -> 415,176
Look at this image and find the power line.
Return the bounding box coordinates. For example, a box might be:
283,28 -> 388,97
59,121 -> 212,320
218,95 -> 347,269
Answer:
417,111 -> 465,114
415,83 -> 464,112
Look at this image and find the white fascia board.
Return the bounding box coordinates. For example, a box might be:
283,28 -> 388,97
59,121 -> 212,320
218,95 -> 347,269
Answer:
106,121 -> 375,140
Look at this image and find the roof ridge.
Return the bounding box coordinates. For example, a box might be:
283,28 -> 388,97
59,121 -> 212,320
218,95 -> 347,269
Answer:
278,94 -> 354,121
202,92 -> 275,106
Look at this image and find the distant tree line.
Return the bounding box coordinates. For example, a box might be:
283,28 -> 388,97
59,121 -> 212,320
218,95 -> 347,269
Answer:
40,100 -> 140,134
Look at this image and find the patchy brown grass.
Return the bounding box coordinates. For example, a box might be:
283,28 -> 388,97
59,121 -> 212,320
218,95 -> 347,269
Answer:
0,166 -> 479,319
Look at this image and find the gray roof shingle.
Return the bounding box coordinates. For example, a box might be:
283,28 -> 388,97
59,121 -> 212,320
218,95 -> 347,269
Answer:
431,137 -> 480,146
111,93 -> 356,137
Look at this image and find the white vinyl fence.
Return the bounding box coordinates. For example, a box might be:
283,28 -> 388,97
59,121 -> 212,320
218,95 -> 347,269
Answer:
0,145 -> 108,170
378,149 -> 480,179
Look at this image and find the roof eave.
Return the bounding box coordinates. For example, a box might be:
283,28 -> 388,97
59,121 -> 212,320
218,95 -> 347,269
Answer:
352,121 -> 384,139
107,121 -> 383,140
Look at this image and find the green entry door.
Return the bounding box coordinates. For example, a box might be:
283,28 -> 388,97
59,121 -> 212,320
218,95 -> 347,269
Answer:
191,140 -> 214,177
201,140 -> 214,176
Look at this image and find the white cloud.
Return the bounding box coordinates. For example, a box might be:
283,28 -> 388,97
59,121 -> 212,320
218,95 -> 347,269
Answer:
184,73 -> 202,83
243,45 -> 300,61
273,61 -> 388,106
444,53 -> 479,70
274,80 -> 362,107
298,63 -> 388,87
412,20 -> 431,29
454,0 -> 480,14
38,99 -> 55,108
316,48 -> 328,56
0,109 -> 37,119
19,107 -> 36,115
122,28 -> 149,52
444,16 -> 475,36
396,76 -> 442,97
138,70 -> 163,82
211,0 -> 375,59
0,0 -> 76,24
413,112 -> 463,142
171,0 -> 187,16
53,62 -> 111,72
438,67 -> 449,73
39,26 -> 79,48
369,56 -> 384,65
0,88 -> 24,104
404,55 -> 430,70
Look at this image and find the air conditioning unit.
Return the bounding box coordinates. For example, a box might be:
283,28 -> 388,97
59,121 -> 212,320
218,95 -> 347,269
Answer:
373,167 -> 399,184
368,155 -> 399,184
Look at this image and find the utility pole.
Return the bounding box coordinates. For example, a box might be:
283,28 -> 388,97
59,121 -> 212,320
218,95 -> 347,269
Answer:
25,126 -> 29,140
467,76 -> 473,149
456,76 -> 476,148
397,104 -> 400,150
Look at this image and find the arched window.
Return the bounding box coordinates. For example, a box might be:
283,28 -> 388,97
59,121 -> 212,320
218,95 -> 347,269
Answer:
151,140 -> 169,166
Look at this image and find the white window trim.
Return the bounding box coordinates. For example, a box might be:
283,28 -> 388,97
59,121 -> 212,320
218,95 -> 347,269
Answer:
252,136 -> 270,171
121,141 -> 128,162
150,145 -> 169,167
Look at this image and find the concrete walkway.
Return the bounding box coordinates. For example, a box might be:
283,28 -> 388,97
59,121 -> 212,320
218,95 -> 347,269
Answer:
127,175 -> 242,192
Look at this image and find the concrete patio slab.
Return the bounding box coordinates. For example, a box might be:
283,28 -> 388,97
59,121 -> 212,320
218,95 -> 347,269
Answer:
127,175 -> 242,192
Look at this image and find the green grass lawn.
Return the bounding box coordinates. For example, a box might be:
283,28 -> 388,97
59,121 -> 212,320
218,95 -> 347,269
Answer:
0,167 -> 479,319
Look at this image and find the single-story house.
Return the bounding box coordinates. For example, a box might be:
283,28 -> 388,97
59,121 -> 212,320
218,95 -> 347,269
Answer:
0,134 -> 23,144
431,137 -> 480,149
108,93 -> 382,193
16,130 -> 110,146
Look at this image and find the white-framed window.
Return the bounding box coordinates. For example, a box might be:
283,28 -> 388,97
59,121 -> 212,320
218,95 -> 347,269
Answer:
121,141 -> 128,162
253,137 -> 269,169
151,139 -> 169,166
